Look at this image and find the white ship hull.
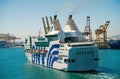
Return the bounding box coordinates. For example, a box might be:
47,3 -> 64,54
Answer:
25,42 -> 98,71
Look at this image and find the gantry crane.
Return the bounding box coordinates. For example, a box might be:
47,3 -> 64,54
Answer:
83,16 -> 92,42
0,33 -> 21,47
95,21 -> 110,48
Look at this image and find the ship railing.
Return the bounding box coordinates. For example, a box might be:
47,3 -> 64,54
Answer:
24,45 -> 30,49
61,41 -> 95,44
60,41 -> 95,47
32,49 -> 48,54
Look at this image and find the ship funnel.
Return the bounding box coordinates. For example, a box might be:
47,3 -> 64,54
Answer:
54,15 -> 57,20
45,17 -> 50,32
50,16 -> 52,24
42,17 -> 47,34
69,15 -> 72,20
66,15 -> 78,30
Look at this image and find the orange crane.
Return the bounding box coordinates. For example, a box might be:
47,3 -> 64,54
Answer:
95,21 -> 110,48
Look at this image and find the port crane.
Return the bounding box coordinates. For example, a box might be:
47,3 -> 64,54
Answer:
83,16 -> 92,42
95,21 -> 110,48
0,33 -> 21,47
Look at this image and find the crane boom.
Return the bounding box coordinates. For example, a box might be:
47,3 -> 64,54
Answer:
95,21 -> 110,48
104,21 -> 110,30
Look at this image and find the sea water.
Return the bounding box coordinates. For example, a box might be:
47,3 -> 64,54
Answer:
0,48 -> 120,79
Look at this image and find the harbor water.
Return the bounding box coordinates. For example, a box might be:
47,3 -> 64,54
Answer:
0,48 -> 120,79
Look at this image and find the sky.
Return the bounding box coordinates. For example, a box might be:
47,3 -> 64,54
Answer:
0,0 -> 120,41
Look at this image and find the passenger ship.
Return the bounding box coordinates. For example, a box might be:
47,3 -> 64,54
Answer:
24,15 -> 99,71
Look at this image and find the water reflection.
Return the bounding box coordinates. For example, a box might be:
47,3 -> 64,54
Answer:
23,62 -> 120,79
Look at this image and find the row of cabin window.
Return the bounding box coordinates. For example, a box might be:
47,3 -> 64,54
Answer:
76,51 -> 94,55
77,47 -> 94,50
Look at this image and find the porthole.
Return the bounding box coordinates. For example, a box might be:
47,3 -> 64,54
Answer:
71,59 -> 75,62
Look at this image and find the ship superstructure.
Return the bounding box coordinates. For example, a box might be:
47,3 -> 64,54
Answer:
24,15 -> 99,71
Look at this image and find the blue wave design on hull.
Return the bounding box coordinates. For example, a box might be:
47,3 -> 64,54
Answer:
50,50 -> 59,67
49,50 -> 59,67
31,44 -> 60,67
47,44 -> 60,67
42,54 -> 45,65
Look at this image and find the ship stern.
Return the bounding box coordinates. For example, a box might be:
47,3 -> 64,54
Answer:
65,46 -> 99,71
